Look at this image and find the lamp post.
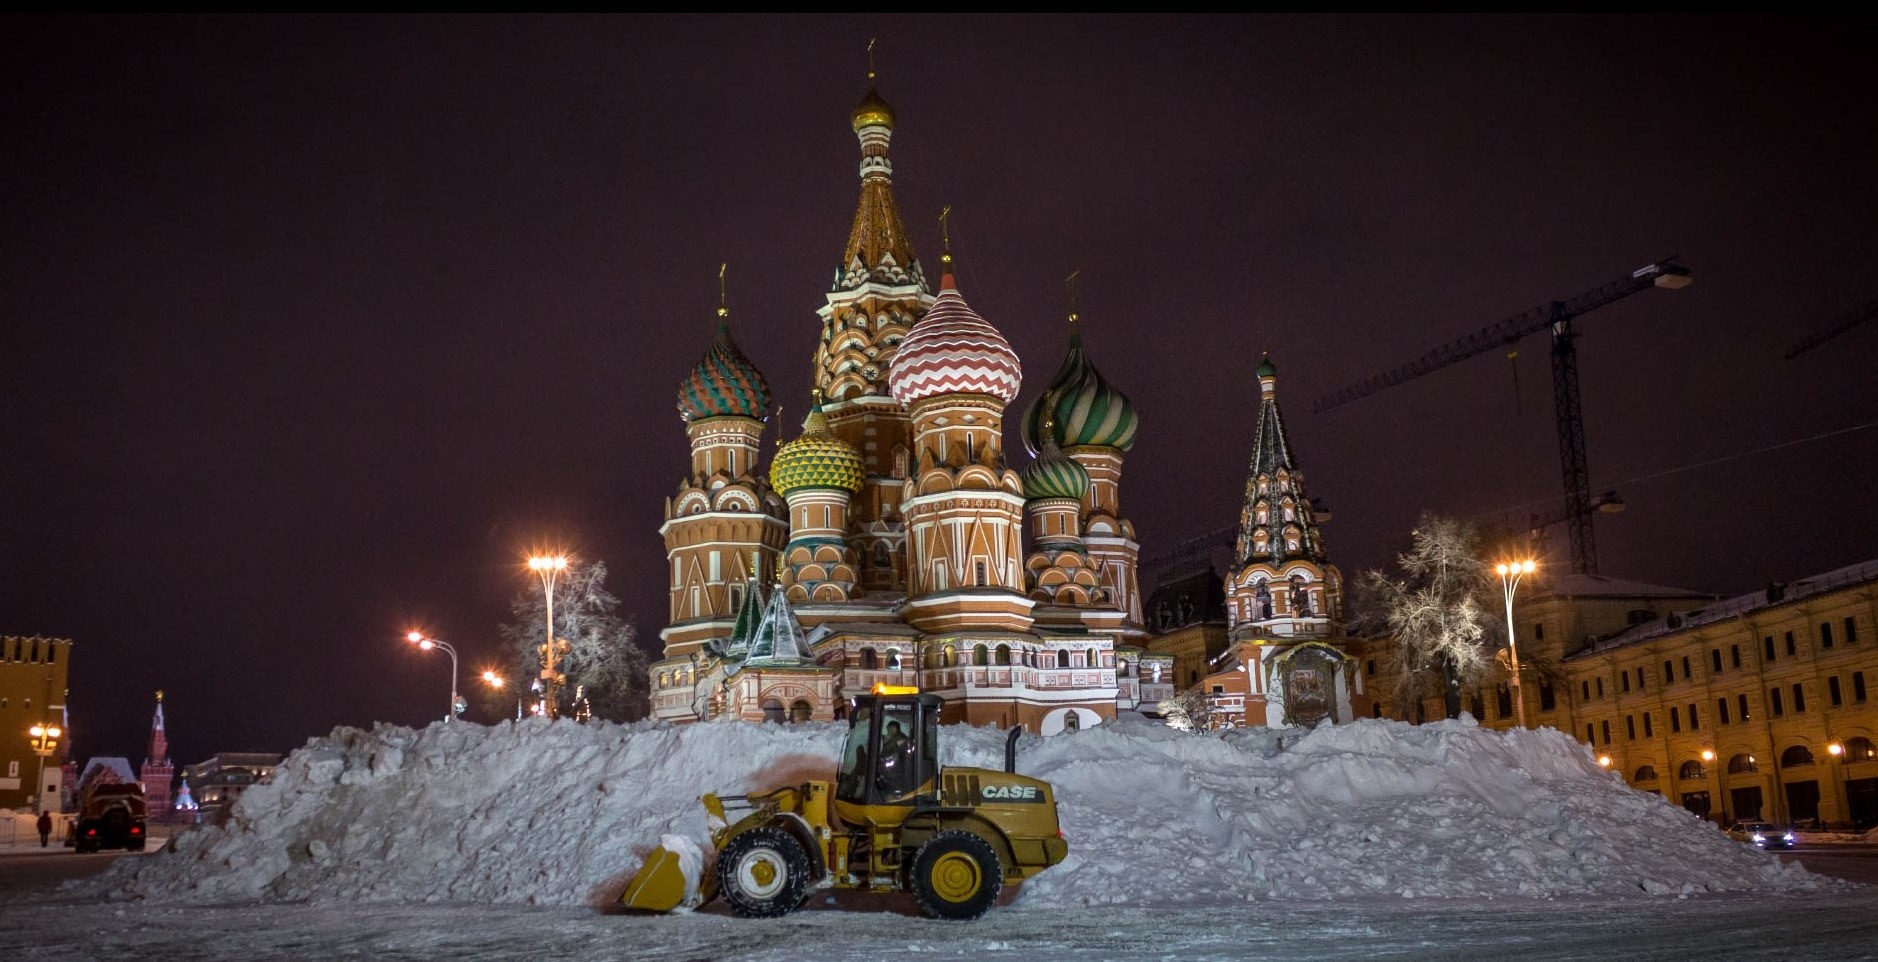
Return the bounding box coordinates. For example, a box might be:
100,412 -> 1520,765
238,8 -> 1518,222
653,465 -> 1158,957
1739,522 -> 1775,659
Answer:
1494,559 -> 1538,728
1701,748 -> 1719,823
28,722 -> 61,816
405,632 -> 462,724
528,555 -> 569,719
483,670 -> 525,721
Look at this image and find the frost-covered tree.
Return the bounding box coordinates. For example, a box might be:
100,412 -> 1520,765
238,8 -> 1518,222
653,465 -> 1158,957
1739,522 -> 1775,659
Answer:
1356,513 -> 1493,720
496,560 -> 651,722
1160,688 -> 1212,733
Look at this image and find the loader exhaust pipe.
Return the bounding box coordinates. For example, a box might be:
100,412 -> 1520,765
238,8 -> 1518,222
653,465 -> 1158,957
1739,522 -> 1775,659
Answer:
1005,726 -> 1021,773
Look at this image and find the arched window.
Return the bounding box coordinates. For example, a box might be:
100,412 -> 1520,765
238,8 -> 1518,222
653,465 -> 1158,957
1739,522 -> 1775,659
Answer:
1634,765 -> 1659,782
1678,759 -> 1706,780
1844,737 -> 1876,762
762,700 -> 786,724
974,644 -> 988,667
1728,753 -> 1758,774
1117,658 -> 1131,677
1063,711 -> 1081,733
1781,745 -> 1816,767
1056,649 -> 1070,669
886,649 -> 902,671
995,644 -> 1011,666
658,672 -> 670,688
790,700 -> 813,723
874,542 -> 892,568
943,645 -> 955,667
860,648 -> 878,670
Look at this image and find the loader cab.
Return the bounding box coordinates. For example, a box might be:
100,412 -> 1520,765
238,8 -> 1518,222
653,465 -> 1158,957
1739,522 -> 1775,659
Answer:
836,690 -> 942,808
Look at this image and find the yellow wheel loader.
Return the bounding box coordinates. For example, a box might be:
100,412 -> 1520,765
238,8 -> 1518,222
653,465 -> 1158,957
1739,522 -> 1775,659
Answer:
621,690 -> 1068,920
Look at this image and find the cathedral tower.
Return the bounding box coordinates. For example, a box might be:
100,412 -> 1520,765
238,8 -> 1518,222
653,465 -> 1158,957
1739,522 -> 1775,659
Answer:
812,71 -> 935,594
887,249 -> 1032,633
1020,305 -> 1144,639
770,392 -> 866,616
660,287 -> 788,660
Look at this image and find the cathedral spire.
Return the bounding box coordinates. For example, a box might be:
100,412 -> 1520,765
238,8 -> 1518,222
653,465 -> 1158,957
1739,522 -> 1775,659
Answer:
838,44 -> 921,292
1234,354 -> 1323,566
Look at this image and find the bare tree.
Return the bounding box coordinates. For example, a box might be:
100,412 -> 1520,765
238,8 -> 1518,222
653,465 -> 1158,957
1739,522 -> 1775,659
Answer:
1160,687 -> 1212,733
497,560 -> 651,722
1356,513 -> 1493,720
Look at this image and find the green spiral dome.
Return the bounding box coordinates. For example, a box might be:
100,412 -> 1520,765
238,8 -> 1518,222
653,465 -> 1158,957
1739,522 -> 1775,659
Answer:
1021,331 -> 1137,455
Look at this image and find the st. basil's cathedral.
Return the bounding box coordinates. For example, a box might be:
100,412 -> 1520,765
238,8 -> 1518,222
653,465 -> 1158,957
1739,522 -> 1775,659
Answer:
648,72 -> 1367,734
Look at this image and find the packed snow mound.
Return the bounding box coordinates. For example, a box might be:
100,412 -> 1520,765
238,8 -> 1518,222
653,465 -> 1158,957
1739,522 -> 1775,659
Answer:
74,714 -> 1837,907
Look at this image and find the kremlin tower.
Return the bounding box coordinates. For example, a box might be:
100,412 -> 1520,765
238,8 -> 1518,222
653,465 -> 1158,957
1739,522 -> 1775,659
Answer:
140,691 -> 174,823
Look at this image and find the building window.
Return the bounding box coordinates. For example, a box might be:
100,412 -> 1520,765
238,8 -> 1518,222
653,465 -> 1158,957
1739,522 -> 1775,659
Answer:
1829,676 -> 1843,707
1663,660 -> 1674,685
1681,656 -> 1691,680
1680,759 -> 1705,780
887,650 -> 902,671
1821,622 -> 1834,648
1670,706 -> 1682,733
1582,681 -> 1591,701
1539,681 -> 1556,711
1781,745 -> 1815,768
995,644 -> 1011,666
1739,692 -> 1751,721
1626,716 -> 1637,741
1623,672 -> 1632,693
1770,687 -> 1784,717
1710,649 -> 1723,673
1763,636 -> 1775,662
1786,631 -> 1797,657
1687,703 -> 1699,730
974,644 -> 989,667
1597,678 -> 1605,698
1718,697 -> 1729,725
1534,623 -> 1545,641
1365,659 -> 1375,676
1643,712 -> 1654,738
1496,685 -> 1513,718
1855,672 -> 1867,703
1586,724 -> 1596,744
861,648 -> 878,670
1846,616 -> 1859,644
1470,694 -> 1485,719
1601,720 -> 1612,744
1056,649 -> 1070,669
1636,667 -> 1646,689
1792,683 -> 1806,714
1731,645 -> 1741,669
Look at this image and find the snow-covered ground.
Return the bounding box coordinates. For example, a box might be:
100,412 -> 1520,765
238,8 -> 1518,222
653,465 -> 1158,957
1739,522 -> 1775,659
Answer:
14,713 -> 1876,960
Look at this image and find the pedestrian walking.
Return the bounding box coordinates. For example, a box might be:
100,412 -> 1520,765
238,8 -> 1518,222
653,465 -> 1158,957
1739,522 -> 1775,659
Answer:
36,810 -> 53,848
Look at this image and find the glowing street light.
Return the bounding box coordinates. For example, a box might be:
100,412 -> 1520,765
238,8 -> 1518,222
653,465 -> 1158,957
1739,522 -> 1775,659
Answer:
28,722 -> 62,816
1494,559 -> 1538,728
405,631 -> 463,724
528,555 -> 569,719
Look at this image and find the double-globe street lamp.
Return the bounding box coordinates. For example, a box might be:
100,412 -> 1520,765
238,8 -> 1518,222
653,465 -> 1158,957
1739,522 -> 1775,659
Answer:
528,555 -> 569,719
28,722 -> 62,815
405,632 -> 464,724
1495,559 -> 1538,729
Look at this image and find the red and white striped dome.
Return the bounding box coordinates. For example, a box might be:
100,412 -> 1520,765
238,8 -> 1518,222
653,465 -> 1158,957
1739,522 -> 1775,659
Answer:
888,280 -> 1023,405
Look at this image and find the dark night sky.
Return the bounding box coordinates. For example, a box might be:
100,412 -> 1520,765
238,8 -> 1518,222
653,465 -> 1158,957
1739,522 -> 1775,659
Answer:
5,15 -> 1875,767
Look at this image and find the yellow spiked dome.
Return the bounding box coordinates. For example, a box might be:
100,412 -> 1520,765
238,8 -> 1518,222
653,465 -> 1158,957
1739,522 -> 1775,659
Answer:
770,395 -> 864,496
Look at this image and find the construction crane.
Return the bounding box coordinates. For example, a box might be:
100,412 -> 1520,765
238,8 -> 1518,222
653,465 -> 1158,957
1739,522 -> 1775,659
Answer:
1784,295 -> 1878,360
1312,258 -> 1693,575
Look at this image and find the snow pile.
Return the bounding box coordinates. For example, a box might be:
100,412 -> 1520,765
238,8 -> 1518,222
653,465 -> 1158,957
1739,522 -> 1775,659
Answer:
74,714 -> 1834,907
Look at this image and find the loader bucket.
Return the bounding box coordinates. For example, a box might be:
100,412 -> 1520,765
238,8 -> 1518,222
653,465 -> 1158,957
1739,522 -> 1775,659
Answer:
619,834 -> 705,912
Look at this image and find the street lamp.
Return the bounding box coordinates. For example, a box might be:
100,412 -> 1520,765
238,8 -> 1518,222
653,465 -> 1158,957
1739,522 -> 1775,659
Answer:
405,632 -> 463,724
28,722 -> 62,816
528,555 -> 569,719
1494,558 -> 1538,728
482,669 -> 526,721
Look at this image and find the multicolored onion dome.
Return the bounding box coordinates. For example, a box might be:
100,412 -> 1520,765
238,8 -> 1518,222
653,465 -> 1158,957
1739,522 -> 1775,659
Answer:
770,400 -> 864,496
1021,331 -> 1137,455
852,81 -> 894,132
887,279 -> 1023,405
1022,436 -> 1091,501
677,319 -> 771,422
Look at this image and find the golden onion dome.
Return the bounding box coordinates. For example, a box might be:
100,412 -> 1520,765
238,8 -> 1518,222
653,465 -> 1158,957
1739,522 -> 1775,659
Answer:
770,398 -> 864,497
852,82 -> 894,132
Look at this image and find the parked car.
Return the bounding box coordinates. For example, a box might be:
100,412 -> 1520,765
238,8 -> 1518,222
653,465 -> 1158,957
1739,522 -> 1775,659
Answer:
1726,821 -> 1796,849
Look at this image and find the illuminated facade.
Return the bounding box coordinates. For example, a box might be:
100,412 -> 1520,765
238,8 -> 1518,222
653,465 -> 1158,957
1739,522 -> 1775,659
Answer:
0,635 -> 71,811
649,75 -> 1153,733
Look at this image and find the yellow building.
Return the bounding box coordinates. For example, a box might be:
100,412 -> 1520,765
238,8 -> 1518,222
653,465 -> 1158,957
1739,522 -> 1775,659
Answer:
1364,562 -> 1878,830
1,635 -> 72,811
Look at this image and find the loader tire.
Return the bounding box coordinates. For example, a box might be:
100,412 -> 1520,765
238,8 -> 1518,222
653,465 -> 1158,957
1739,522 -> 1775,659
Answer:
716,825 -> 812,918
910,830 -> 1002,920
